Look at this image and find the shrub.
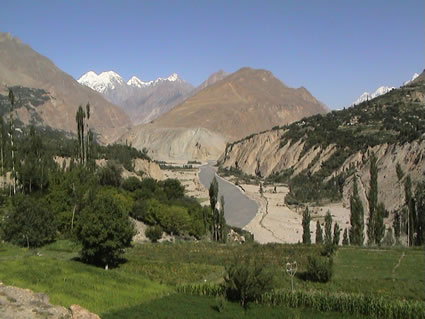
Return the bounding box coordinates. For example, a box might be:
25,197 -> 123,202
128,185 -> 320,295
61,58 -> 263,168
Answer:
145,225 -> 163,243
305,255 -> 333,283
1,195 -> 56,248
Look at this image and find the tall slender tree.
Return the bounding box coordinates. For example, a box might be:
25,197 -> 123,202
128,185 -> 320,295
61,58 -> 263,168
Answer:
324,211 -> 333,244
333,222 -> 341,246
404,175 -> 414,246
219,195 -> 226,243
350,175 -> 364,245
8,89 -> 16,195
209,176 -> 219,241
302,207 -> 311,244
75,105 -> 86,164
315,220 -> 323,244
342,228 -> 349,245
367,152 -> 378,245
375,202 -> 386,245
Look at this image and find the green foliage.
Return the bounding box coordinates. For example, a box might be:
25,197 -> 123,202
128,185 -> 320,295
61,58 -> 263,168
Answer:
315,221 -> 323,244
324,211 -> 333,244
76,188 -> 135,267
333,223 -> 341,246
145,225 -> 163,243
367,152 -> 378,245
349,175 -> 364,246
97,161 -> 122,187
342,228 -> 349,245
305,255 -> 333,283
302,207 -> 311,244
162,178 -> 185,200
1,195 -> 56,247
121,176 -> 142,192
223,255 -> 273,310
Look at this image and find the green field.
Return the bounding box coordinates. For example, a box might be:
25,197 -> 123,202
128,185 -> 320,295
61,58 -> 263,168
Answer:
0,240 -> 423,318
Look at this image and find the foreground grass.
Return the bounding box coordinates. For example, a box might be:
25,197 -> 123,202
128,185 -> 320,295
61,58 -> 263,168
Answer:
0,240 -> 423,317
103,293 -> 367,319
0,241 -> 171,315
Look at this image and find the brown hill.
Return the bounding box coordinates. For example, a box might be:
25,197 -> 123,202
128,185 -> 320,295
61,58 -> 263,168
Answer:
0,32 -> 130,143
151,67 -> 328,141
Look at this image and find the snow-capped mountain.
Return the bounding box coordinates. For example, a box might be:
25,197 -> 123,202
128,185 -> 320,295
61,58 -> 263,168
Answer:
78,70 -> 193,125
350,72 -> 419,106
78,71 -> 125,94
351,86 -> 395,106
403,73 -> 419,86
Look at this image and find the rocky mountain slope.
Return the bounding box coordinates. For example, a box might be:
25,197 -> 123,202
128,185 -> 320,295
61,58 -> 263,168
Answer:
122,67 -> 327,161
78,70 -> 194,125
0,33 -> 130,144
219,71 -> 425,212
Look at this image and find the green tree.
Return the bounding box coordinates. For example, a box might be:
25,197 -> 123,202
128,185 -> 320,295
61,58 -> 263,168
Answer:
8,89 -> 16,195
350,175 -> 364,245
324,211 -> 333,244
162,178 -> 185,200
219,195 -> 227,243
342,228 -> 349,245
302,206 -> 311,244
393,211 -> 401,239
404,175 -> 415,246
76,189 -> 135,268
2,195 -> 56,247
367,152 -> 378,245
75,105 -> 86,164
333,222 -> 341,245
209,176 -> 219,241
97,161 -> 122,187
223,255 -> 272,311
375,202 -> 386,245
315,220 -> 323,244
414,182 -> 425,245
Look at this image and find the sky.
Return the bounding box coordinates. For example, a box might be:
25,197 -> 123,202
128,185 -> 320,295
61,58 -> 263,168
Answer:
1,0 -> 424,109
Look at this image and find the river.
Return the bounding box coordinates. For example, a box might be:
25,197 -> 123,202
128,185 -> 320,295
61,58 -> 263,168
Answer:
199,163 -> 258,228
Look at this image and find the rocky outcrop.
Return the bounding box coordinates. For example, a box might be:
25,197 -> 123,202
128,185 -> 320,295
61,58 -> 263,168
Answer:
220,129 -> 425,212
0,282 -> 99,319
133,158 -> 163,180
121,126 -> 226,161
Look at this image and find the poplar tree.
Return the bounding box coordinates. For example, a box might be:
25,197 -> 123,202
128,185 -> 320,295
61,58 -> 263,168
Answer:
367,152 -> 378,245
350,175 -> 364,245
219,195 -> 226,243
302,207 -> 311,244
315,220 -> 323,244
76,105 -> 86,164
342,228 -> 349,245
209,176 -> 219,241
375,202 -> 386,245
8,89 -> 16,195
324,211 -> 333,244
333,222 -> 341,245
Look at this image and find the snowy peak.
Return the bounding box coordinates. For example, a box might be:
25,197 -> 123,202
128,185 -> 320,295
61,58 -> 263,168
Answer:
78,70 -> 125,93
127,76 -> 153,88
351,86 -> 394,106
403,72 -> 420,86
79,71 -> 183,93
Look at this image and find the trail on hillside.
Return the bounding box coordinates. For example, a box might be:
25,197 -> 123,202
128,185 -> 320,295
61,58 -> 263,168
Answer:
258,193 -> 283,242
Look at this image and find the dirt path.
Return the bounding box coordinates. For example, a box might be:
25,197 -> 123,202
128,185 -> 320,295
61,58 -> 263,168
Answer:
392,251 -> 406,281
258,194 -> 283,242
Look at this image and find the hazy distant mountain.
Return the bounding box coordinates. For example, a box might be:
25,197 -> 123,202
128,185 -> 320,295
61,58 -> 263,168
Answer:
78,71 -> 194,125
0,32 -> 130,143
120,67 -> 328,161
193,69 -> 229,94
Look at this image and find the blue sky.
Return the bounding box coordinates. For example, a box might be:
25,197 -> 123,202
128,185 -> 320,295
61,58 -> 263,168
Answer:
1,0 -> 424,109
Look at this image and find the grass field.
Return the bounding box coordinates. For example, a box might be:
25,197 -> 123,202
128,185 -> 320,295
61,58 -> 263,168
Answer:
0,240 -> 423,317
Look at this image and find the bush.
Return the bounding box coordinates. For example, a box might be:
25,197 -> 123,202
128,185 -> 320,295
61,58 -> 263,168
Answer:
1,195 -> 56,248
305,255 -> 333,283
145,225 -> 163,243
223,255 -> 273,310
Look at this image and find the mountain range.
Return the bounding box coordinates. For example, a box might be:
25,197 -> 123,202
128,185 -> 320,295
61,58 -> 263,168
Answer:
120,67 -> 328,161
0,32 -> 130,143
78,70 -> 194,125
